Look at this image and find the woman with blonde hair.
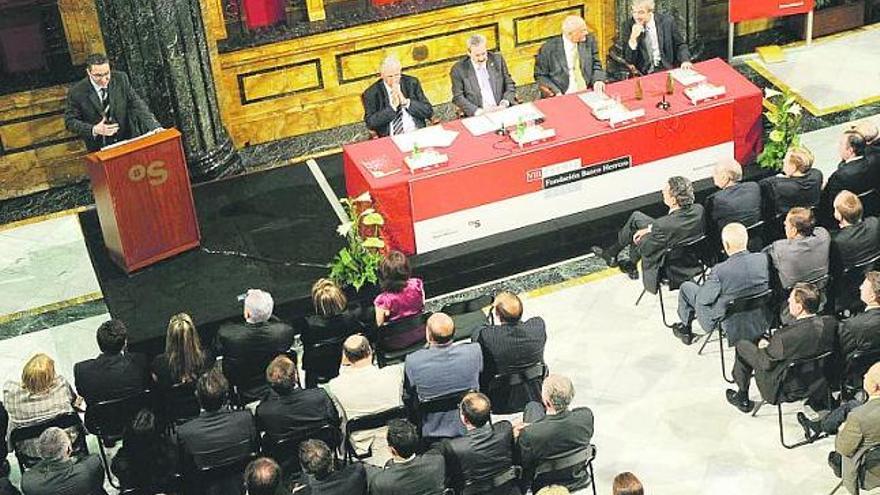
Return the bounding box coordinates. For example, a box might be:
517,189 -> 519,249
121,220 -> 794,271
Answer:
151,312 -> 211,388
301,278 -> 364,388
3,353 -> 81,458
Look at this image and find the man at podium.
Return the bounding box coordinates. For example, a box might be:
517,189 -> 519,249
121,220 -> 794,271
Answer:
64,53 -> 162,152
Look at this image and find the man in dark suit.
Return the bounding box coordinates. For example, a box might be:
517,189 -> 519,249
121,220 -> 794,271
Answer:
363,56 -> 433,137
20,427 -> 106,495
764,207 -> 831,291
244,457 -> 282,495
299,439 -> 367,495
472,292 -> 546,412
838,272 -> 880,361
831,191 -> 880,313
451,34 -> 517,117
215,289 -> 295,403
404,313 -> 482,441
64,53 -> 161,152
368,419 -> 446,495
591,176 -> 705,292
705,159 -> 762,244
759,146 -> 824,218
820,130 -> 876,227
672,223 -> 770,346
726,283 -> 837,413
441,393 -> 520,495
515,375 -> 594,493
856,120 -> 879,158
534,15 -> 606,97
623,0 -> 692,75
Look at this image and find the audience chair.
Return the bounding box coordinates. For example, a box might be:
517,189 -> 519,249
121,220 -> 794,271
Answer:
635,235 -> 709,328
10,412 -> 89,473
531,444 -> 597,495
85,388 -> 154,488
376,312 -> 431,367
303,336 -> 349,388
440,294 -> 493,342
858,188 -> 880,218
343,405 -> 408,462
751,351 -> 834,449
162,381 -> 200,428
698,289 -> 775,384
836,252 -> 880,317
461,465 -> 522,495
260,423 -> 340,479
745,219 -> 766,252
485,362 -> 546,415
841,348 -> 880,401
182,436 -> 258,495
118,473 -> 182,495
416,388 -> 472,438
222,348 -> 297,406
829,443 -> 880,495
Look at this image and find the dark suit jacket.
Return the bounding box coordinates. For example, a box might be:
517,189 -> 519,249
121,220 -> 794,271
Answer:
20,454 -> 106,495
517,408 -> 594,492
450,53 -> 517,117
64,71 -> 160,152
534,35 -> 605,96
706,182 -> 762,234
764,227 -> 831,290
73,352 -> 150,405
639,203 -> 706,294
368,450 -> 446,495
176,409 -> 257,468
301,310 -> 364,387
622,12 -> 690,75
254,387 -> 340,441
759,168 -> 823,217
821,157 -> 877,226
472,318 -> 546,412
303,463 -> 367,495
215,319 -> 295,402
839,308 -> 880,361
441,422 -> 520,495
363,75 -> 433,137
832,217 -> 880,270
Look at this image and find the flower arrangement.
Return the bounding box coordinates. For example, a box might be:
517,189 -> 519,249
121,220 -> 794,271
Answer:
757,88 -> 803,170
329,192 -> 386,291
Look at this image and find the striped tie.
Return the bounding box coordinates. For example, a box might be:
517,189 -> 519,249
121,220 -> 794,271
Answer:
100,88 -> 108,111
391,108 -> 404,136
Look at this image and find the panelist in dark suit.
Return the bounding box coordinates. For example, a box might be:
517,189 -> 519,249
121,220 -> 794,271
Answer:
20,427 -> 106,495
622,0 -> 692,75
672,223 -> 770,346
64,53 -> 161,152
759,146 -> 823,217
516,375 -> 594,493
451,34 -> 517,117
820,130 -> 876,227
534,15 -> 606,96
838,272 -> 880,361
726,283 -> 837,413
73,319 -> 149,412
363,56 -> 433,138
705,159 -> 762,239
368,419 -> 446,495
441,393 -> 520,495
592,176 -> 705,293
300,439 -> 368,495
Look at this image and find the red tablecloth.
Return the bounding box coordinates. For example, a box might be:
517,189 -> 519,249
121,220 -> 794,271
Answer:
344,58 -> 763,255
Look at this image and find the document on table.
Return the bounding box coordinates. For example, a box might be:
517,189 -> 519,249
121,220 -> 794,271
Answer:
671,68 -> 707,86
461,115 -> 498,136
483,103 -> 545,129
391,125 -> 459,153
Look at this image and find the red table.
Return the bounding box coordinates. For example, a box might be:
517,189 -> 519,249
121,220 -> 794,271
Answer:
344,58 -> 763,255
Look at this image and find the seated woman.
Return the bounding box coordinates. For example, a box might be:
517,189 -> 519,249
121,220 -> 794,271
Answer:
152,313 -> 212,421
374,250 -> 425,327
111,408 -> 178,492
301,279 -> 365,388
3,353 -> 81,461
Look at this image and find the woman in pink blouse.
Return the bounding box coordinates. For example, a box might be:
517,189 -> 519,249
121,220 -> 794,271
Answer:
374,251 -> 425,327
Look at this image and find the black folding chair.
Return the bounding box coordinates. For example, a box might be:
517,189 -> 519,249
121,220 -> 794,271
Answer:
416,389 -> 472,439
745,219 -> 766,252
302,336 -> 348,388
441,294 -> 493,342
260,423 -> 340,479
636,235 -> 708,329
836,252 -> 880,318
751,351 -> 834,449
461,465 -> 522,495
829,443 -> 880,495
86,389 -> 154,488
343,405 -> 408,462
531,444 -> 597,495
162,381 -> 200,429
183,439 -> 257,495
698,289 -> 775,384
376,312 -> 430,367
10,412 -> 89,474
485,362 -> 546,415
118,473 -> 182,495
841,348 -> 880,401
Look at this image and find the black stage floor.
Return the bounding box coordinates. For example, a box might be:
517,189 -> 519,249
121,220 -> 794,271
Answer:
81,153 -> 736,354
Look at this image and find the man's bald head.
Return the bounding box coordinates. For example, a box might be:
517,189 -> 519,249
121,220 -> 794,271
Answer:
721,222 -> 748,255
342,334 -> 371,364
426,312 -> 455,344
561,15 -> 588,43
865,362 -> 880,396
713,158 -> 742,189
855,120 -> 879,144
494,292 -> 523,323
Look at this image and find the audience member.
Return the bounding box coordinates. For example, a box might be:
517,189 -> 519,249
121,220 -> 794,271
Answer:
245,457 -> 283,495
612,472 -> 644,495
705,158 -> 762,236
299,439 -> 367,495
375,251 -> 425,327
0,454 -> 19,495
826,362 -> 880,493
759,146 -> 823,217
672,223 -> 770,346
4,353 -> 81,459
726,283 -> 837,413
516,375 -> 594,493
534,15 -> 606,96
325,335 -> 403,466
404,313 -> 482,440
837,272 -> 880,361
472,292 -> 546,411
535,486 -> 570,495
73,319 -> 149,405
152,312 -> 213,389
301,279 -> 365,388
20,427 -> 105,495
216,288 -> 295,402
591,176 -> 705,289
821,129 -> 875,226
450,33 -> 517,117
0,402 -> 15,495
832,191 -> 880,269
368,419 -> 446,495
363,56 -> 433,138
110,409 -> 178,492
855,120 -> 879,156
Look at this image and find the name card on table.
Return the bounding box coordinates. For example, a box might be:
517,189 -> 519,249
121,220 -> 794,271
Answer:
685,83 -> 727,105
510,125 -> 556,146
404,149 -> 449,172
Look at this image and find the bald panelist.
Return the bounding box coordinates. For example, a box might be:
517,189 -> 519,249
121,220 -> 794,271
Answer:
450,34 -> 517,117
362,56 -> 434,137
534,15 -> 606,97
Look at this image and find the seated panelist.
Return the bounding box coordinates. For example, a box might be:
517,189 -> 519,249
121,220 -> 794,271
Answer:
363,56 -> 434,138
623,0 -> 692,75
450,34 -> 517,117
534,15 -> 606,97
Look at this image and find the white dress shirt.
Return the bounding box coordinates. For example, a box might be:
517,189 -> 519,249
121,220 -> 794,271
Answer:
471,60 -> 498,109
645,16 -> 661,67
562,35 -> 580,95
384,83 -> 417,136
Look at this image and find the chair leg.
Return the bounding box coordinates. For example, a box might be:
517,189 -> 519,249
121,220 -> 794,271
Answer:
778,403 -> 812,449
658,286 -> 674,329
828,480 -> 844,495
751,400 -> 765,417
635,288 -> 647,306
719,331 -> 734,384
97,436 -> 121,489
697,328 -> 716,355
589,459 -> 597,495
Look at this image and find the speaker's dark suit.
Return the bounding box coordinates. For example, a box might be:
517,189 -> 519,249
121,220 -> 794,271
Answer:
622,12 -> 691,75
534,35 -> 605,96
517,408 -> 594,493
362,75 -> 433,137
367,450 -> 446,495
450,53 -> 517,117
215,319 -> 295,402
838,308 -> 880,361
441,422 -> 520,495
820,157 -> 877,227
64,71 -> 160,152
733,315 -> 837,403
20,455 -> 106,495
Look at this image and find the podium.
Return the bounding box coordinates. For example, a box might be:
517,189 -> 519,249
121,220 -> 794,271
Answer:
86,128 -> 200,273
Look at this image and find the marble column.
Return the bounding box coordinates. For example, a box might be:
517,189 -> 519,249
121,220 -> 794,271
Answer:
94,0 -> 242,181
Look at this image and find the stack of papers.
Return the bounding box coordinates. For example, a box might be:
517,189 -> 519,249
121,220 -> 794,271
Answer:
671,68 -> 707,86
684,83 -> 727,105
461,103 -> 545,136
578,91 -> 613,111
391,124 -> 459,153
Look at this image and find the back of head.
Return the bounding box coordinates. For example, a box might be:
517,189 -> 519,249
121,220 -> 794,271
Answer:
299,439 -> 333,479
244,457 -> 282,495
386,419 -> 420,458
790,282 -> 820,314
342,335 -> 372,364
667,176 -> 694,207
265,354 -> 298,393
834,190 -> 863,224
844,129 -> 867,157
460,392 -> 491,427
714,158 -> 742,185
612,472 -> 644,495
311,278 -> 347,317
166,312 -> 206,383
426,312 -> 455,344
865,271 -> 880,304
864,362 -> 880,395
721,222 -> 748,254
379,250 -> 411,293
196,365 -> 228,412
536,486 -> 571,495
786,146 -> 815,174
494,292 -> 523,324
855,120 -> 879,144
97,318 -> 127,354
543,374 -> 575,413
22,353 -> 56,394
38,427 -> 71,461
786,207 -> 815,237
244,289 -> 274,324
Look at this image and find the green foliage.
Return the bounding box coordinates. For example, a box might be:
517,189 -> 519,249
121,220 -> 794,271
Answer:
757,88 -> 803,170
328,196 -> 386,292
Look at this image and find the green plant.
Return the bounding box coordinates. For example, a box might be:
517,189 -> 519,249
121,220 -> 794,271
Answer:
329,193 -> 386,291
757,88 -> 803,170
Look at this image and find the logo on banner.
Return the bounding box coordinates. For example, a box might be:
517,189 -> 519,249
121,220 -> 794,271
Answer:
128,160 -> 169,186
542,156 -> 632,189
468,220 -> 482,229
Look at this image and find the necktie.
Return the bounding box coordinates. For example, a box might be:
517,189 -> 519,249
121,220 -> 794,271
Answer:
571,46 -> 587,91
647,25 -> 661,67
100,88 -> 108,110
391,108 -> 404,136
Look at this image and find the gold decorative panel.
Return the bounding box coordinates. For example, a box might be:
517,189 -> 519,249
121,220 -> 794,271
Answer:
239,60 -> 323,104
58,0 -> 105,65
514,7 -> 586,45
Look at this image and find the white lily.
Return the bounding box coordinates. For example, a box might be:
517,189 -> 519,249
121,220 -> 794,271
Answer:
353,191 -> 372,203
787,103 -> 802,116
764,87 -> 783,99
336,222 -> 353,237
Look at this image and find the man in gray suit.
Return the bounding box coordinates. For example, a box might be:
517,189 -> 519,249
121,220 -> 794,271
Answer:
672,223 -> 770,346
450,34 -> 517,117
21,427 -> 106,495
534,15 -> 606,97
829,361 -> 880,494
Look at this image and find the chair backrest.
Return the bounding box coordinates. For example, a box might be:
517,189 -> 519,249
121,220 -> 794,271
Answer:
85,388 -> 153,439
725,289 -> 775,316
462,465 -> 521,495
843,348 -> 880,397
486,362 -> 546,415
10,412 -> 89,471
303,337 -> 348,385
418,389 -> 472,416
859,443 -> 880,487
745,220 -> 766,251
534,444 -> 595,478
843,252 -> 880,276
775,351 -> 834,405
344,406 -> 408,460
378,312 -> 430,351
441,294 -> 493,316
261,423 -> 340,477
163,380 -> 200,426
661,235 -> 708,284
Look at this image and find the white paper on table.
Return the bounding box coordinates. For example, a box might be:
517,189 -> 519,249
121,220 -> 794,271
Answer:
484,103 -> 545,129
391,124 -> 459,153
578,91 -> 614,111
461,115 -> 498,136
684,83 -> 727,104
671,68 -> 707,86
